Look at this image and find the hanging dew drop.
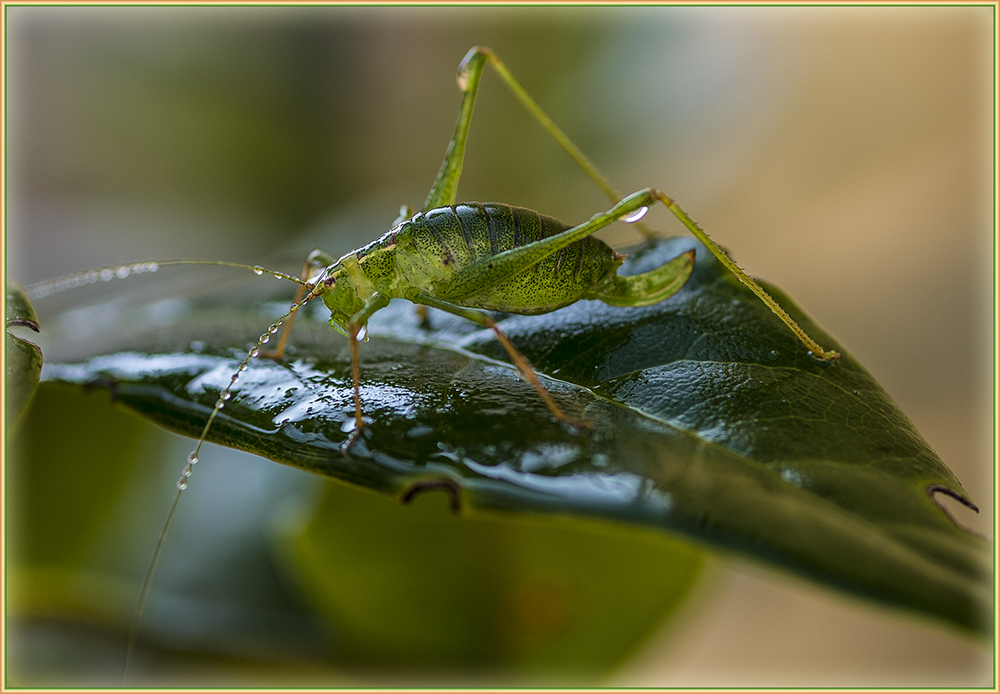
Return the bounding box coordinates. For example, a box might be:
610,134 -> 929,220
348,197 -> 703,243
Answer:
253,266 -> 264,276
621,206 -> 648,223
187,453 -> 199,465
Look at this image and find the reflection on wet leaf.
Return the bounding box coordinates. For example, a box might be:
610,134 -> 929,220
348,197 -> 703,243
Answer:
37,237 -> 991,635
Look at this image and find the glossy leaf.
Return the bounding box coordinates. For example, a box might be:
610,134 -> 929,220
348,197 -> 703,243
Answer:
38,236 -> 991,635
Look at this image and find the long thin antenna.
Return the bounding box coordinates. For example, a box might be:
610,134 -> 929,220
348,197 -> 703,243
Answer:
26,259 -> 308,301
120,273 -> 327,684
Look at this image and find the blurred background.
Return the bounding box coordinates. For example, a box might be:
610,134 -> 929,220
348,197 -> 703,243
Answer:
5,5 -> 994,687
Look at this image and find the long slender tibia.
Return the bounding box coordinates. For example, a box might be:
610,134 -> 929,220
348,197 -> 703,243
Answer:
414,292 -> 584,428
25,259 -> 309,301
425,46 -> 657,239
538,187 -> 838,362
646,189 -> 840,362
266,249 -> 339,361
121,275 -> 328,684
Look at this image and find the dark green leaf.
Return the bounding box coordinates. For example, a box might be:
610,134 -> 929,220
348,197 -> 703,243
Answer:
38,237 -> 991,636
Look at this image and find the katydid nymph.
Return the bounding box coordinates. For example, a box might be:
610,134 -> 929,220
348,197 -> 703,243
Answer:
27,46 -> 839,680
218,45 -> 839,446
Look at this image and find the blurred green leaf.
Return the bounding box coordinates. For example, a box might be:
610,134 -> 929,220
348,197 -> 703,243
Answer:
6,387 -> 149,597
37,236 -> 991,641
6,283 -> 44,428
290,481 -> 702,681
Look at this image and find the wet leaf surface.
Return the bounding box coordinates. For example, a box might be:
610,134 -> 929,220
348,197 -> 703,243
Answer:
36,237 -> 991,635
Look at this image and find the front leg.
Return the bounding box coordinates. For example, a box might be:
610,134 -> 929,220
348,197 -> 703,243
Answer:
344,292 -> 391,448
260,249 -> 339,360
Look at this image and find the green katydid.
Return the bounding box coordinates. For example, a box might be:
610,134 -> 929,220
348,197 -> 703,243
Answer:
28,46 -> 839,680
259,46 -> 839,446
29,45 -> 838,456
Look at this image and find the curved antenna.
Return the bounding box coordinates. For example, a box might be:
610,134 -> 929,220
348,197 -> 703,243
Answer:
121,270 -> 329,684
25,259 -> 309,301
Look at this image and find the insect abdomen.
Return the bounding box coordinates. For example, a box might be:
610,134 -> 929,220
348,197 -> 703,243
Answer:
396,203 -> 620,314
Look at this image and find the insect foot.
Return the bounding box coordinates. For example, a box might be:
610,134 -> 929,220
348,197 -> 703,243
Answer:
340,415 -> 374,455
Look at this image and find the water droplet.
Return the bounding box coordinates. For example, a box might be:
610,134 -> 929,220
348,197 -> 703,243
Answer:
100,269 -> 114,282
808,351 -> 835,366
117,266 -> 130,279
176,479 -> 188,491
187,453 -> 199,465
357,325 -> 369,342
621,206 -> 648,223
148,262 -> 159,272
249,347 -> 260,358
261,335 -> 270,344
221,392 -> 232,401
190,340 -> 205,352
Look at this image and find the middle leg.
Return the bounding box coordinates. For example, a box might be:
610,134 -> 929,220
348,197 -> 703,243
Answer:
415,293 -> 585,429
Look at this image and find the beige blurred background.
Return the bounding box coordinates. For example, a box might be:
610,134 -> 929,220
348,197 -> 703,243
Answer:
5,5 -> 994,687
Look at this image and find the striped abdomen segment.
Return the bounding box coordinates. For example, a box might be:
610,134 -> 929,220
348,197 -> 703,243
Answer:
396,203 -> 621,314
